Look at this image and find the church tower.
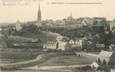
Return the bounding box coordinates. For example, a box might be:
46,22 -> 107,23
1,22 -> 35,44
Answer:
37,4 -> 42,22
67,12 -> 73,20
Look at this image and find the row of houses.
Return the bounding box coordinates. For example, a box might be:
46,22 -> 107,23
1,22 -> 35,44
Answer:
3,32 -> 115,52
4,31 -> 68,50
4,31 -> 86,51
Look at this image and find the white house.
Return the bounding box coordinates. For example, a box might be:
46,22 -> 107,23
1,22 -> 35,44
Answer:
57,40 -> 67,50
69,38 -> 83,49
109,21 -> 115,31
96,44 -> 105,48
15,20 -> 22,31
97,50 -> 115,66
75,39 -> 83,48
69,39 -> 74,44
43,40 -> 67,51
91,62 -> 99,69
109,44 -> 115,51
44,41 -> 58,49
43,32 -> 67,51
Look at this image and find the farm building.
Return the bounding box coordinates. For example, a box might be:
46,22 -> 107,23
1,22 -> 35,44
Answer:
97,50 -> 115,66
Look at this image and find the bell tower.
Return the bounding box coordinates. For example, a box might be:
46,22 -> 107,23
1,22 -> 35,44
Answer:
37,4 -> 42,22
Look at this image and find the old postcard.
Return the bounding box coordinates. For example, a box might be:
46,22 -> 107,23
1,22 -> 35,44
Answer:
0,0 -> 115,72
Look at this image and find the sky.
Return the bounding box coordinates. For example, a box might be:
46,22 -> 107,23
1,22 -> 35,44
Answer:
0,0 -> 115,23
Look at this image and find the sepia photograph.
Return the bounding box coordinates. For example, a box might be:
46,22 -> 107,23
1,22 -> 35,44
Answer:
0,0 -> 115,72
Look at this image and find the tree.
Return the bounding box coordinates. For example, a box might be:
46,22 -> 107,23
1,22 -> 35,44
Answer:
97,58 -> 101,65
103,59 -> 107,65
20,24 -> 39,35
108,61 -> 112,66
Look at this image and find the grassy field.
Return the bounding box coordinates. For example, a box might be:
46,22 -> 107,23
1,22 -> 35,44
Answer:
0,47 -> 97,65
0,48 -> 44,64
0,68 -> 94,72
0,50 -> 96,72
1,69 -> 73,72
39,55 -> 96,66
0,45 -> 97,72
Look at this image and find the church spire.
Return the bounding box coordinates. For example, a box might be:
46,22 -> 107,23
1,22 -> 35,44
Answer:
37,4 -> 42,22
67,12 -> 73,20
70,12 -> 72,17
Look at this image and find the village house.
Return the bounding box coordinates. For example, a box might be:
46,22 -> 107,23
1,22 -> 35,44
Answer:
43,41 -> 58,49
57,40 -> 67,50
108,21 -> 115,31
43,32 -> 67,51
15,20 -> 22,31
91,62 -> 99,69
96,44 -> 105,50
68,38 -> 83,51
97,50 -> 115,66
75,39 -> 83,48
96,44 -> 105,48
69,39 -> 74,44
109,44 -> 115,51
